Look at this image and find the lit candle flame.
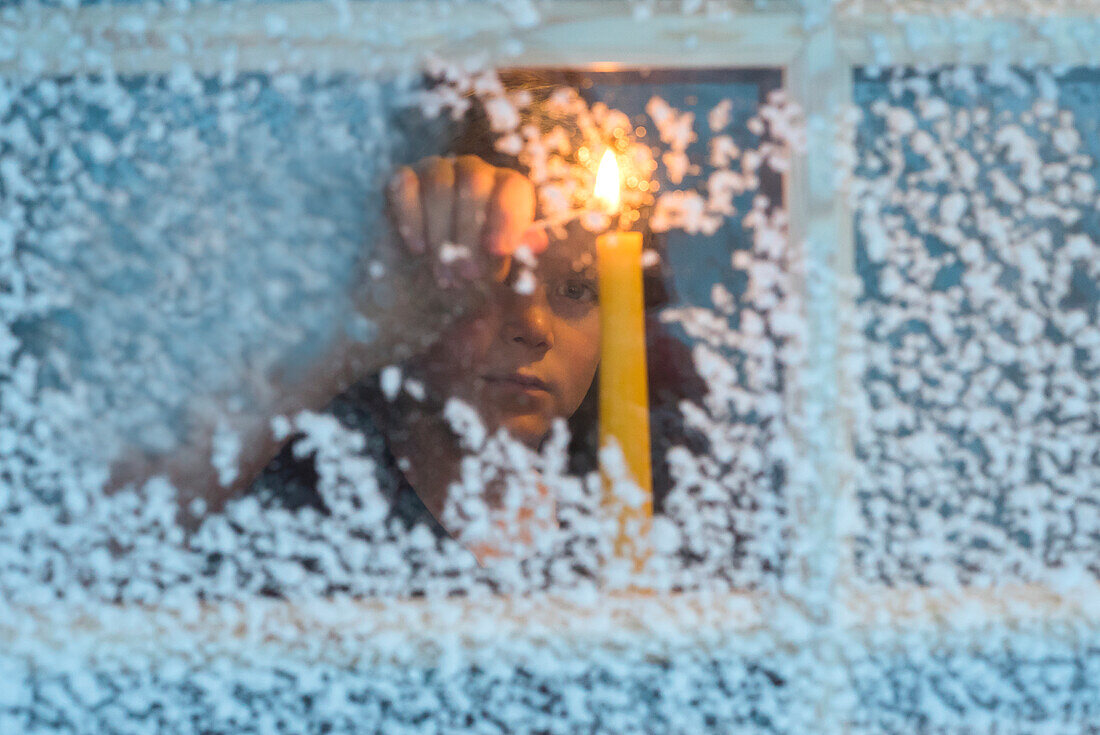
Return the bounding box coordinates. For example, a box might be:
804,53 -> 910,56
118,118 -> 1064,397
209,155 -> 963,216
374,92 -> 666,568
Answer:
593,149 -> 621,213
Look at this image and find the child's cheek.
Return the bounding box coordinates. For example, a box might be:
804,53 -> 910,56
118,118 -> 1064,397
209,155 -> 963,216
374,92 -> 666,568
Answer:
449,315 -> 498,370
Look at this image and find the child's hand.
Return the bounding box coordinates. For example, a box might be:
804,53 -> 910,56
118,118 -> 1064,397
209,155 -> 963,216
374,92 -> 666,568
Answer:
385,155 -> 547,287
342,155 -> 548,381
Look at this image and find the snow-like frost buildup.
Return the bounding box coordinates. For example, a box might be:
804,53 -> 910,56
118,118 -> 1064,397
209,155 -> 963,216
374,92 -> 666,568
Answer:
850,66 -> 1100,589
4,0 -> 1098,728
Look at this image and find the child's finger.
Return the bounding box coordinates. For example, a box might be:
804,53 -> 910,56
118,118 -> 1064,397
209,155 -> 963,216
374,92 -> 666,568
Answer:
385,166 -> 426,254
485,169 -> 537,257
418,156 -> 456,253
520,225 -> 549,255
489,253 -> 512,284
453,155 -> 497,267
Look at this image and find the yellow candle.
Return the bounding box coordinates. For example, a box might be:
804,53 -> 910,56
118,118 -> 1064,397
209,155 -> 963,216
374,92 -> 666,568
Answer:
594,151 -> 653,562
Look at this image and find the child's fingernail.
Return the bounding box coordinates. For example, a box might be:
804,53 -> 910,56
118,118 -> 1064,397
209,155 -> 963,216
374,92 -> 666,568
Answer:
522,227 -> 549,254
490,256 -> 511,283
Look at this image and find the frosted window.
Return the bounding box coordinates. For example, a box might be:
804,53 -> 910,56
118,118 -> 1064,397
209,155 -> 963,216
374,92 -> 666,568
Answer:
851,66 -> 1100,587
5,1 -> 1099,731
0,63 -> 802,601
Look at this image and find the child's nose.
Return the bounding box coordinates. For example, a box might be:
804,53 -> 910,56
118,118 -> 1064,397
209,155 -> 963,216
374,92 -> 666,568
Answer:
501,287 -> 554,351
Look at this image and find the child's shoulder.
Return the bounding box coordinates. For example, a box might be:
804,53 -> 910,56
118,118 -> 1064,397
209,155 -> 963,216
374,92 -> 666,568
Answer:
250,377 -> 392,511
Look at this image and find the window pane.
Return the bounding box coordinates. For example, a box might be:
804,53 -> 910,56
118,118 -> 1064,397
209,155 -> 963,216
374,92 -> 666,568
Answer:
851,66 -> 1100,586
2,63 -> 802,601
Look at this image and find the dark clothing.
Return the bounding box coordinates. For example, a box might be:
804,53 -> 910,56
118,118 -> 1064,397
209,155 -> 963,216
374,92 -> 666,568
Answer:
249,379 -> 450,542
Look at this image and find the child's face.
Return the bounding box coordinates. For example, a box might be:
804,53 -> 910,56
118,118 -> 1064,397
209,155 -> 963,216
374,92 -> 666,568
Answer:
411,229 -> 600,447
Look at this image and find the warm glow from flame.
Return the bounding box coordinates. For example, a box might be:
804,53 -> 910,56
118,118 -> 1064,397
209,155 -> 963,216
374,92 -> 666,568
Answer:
594,149 -> 621,212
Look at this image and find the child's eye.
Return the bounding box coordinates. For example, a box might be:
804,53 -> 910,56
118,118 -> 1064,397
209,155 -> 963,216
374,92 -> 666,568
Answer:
556,280 -> 598,303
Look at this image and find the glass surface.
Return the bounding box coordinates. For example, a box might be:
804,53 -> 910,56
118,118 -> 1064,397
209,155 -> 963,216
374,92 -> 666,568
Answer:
852,66 -> 1100,588
5,0 -> 1099,727
1,66 -> 798,601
